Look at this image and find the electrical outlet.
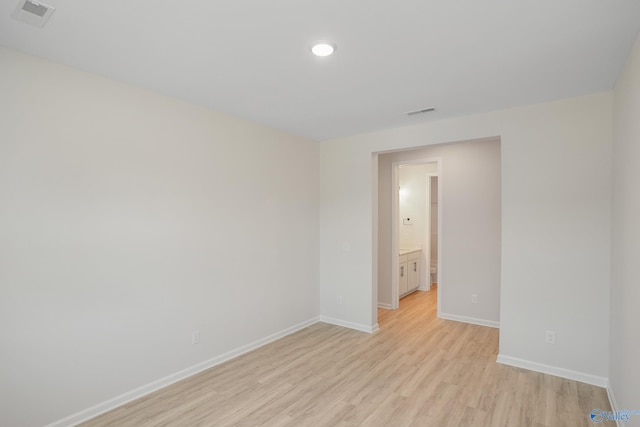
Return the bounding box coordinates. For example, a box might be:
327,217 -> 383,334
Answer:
192,330 -> 200,345
471,294 -> 479,304
545,330 -> 556,345
337,295 -> 343,305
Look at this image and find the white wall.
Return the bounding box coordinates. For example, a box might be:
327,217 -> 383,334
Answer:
611,32 -> 640,424
319,92 -> 612,383
0,46 -> 319,427
379,139 -> 502,324
398,164 -> 437,290
397,163 -> 436,291
398,164 -> 437,252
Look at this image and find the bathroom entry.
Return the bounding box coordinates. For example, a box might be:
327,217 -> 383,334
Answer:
394,161 -> 440,308
380,138 -> 500,323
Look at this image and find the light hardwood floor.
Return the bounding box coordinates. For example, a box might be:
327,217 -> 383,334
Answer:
81,288 -> 613,426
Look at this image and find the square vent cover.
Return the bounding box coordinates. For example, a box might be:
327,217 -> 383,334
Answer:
11,0 -> 56,28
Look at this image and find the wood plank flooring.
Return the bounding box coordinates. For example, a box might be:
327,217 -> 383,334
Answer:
81,289 -> 613,426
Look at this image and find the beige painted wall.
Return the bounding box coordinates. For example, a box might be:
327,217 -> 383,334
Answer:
611,32 -> 640,425
320,92 -> 612,383
378,138 -> 501,323
0,46 -> 319,427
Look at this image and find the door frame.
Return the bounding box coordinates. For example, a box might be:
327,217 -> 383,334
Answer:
425,173 -> 441,314
423,172 -> 438,293
391,157 -> 442,310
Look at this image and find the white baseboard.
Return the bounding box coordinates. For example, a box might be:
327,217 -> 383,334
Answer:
606,384 -> 624,427
47,315 -> 379,427
496,354 -> 608,388
378,302 -> 393,309
319,315 -> 377,334
439,312 -> 500,328
607,384 -> 619,412
46,316 -> 322,427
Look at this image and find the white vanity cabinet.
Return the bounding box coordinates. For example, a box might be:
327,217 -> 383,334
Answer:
398,255 -> 409,296
399,249 -> 421,297
407,251 -> 420,292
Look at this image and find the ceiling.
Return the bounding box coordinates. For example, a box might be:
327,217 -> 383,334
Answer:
1,1 -> 639,141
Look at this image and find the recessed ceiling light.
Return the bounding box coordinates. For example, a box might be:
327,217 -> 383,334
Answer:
311,41 -> 336,57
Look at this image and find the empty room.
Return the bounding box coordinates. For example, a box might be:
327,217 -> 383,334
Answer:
1,1 -> 639,426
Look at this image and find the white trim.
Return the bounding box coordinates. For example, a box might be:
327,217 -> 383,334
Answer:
391,158 -> 442,313
607,384 -> 619,413
606,385 -> 624,427
319,316 -> 378,334
435,164 -> 442,317
378,302 -> 393,309
371,153 -> 380,329
46,317 -> 322,427
425,172 -> 439,293
47,315 -> 379,427
424,173 -> 431,291
391,161 -> 400,309
496,354 -> 608,388
439,312 -> 500,328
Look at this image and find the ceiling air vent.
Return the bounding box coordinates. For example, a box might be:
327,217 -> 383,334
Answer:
11,0 -> 56,28
405,107 -> 437,117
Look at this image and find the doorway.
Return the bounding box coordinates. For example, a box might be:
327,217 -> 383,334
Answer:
391,159 -> 442,311
375,137 -> 501,329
